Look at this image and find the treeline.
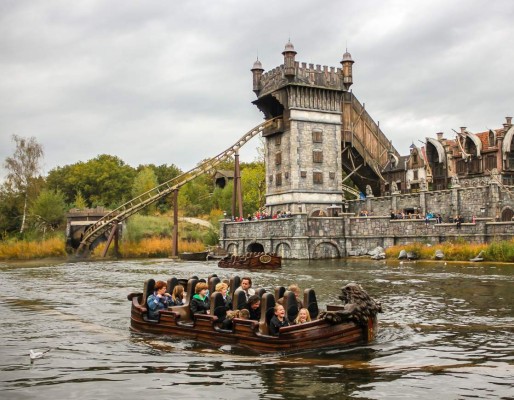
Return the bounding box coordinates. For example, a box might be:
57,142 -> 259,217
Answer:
1,135 -> 265,242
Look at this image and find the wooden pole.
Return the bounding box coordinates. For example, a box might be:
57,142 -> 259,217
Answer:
234,150 -> 244,219
172,189 -> 179,257
232,152 -> 237,220
114,225 -> 119,258
102,223 -> 118,257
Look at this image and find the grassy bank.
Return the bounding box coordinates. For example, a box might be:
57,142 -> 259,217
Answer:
385,239 -> 514,262
0,237 -> 66,260
93,237 -> 205,258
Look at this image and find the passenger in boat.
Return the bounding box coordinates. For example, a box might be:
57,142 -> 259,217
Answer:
171,285 -> 185,306
147,280 -> 173,320
239,309 -> 250,319
215,282 -> 232,310
190,282 -> 210,315
277,284 -> 304,309
221,310 -> 239,330
294,308 -> 311,324
269,304 -> 289,336
243,294 -> 261,321
236,277 -> 255,301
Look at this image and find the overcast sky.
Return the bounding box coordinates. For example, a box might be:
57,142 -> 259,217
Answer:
1,0 -> 513,180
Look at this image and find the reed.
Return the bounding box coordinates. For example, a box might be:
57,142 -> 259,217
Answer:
0,237 -> 66,259
385,241 -> 489,261
93,237 -> 205,258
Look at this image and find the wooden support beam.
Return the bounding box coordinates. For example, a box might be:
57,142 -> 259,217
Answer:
102,223 -> 118,258
172,189 -> 178,257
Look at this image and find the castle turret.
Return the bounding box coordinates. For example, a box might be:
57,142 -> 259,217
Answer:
282,40 -> 297,79
341,49 -> 354,89
251,58 -> 264,95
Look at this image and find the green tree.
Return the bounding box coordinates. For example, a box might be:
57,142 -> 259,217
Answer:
241,161 -> 265,216
73,191 -> 87,209
136,163 -> 182,212
30,189 -> 66,234
178,173 -> 213,216
0,185 -> 22,237
3,135 -> 44,233
47,154 -> 136,208
131,167 -> 159,215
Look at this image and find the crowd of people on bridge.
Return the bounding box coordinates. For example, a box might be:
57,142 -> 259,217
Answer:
230,210 -> 292,222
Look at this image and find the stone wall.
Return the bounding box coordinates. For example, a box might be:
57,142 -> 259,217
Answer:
348,184 -> 512,222
220,214 -> 514,259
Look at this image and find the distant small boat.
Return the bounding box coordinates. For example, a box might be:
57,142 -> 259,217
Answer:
179,251 -> 209,261
218,252 -> 281,269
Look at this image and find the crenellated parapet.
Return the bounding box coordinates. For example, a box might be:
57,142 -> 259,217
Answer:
256,62 -> 345,98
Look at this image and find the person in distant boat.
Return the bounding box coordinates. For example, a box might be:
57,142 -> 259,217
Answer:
236,277 -> 255,301
190,282 -> 210,316
243,294 -> 261,321
277,284 -> 304,309
147,280 -> 173,320
215,282 -> 232,310
269,304 -> 289,336
171,285 -> 185,306
294,308 -> 311,324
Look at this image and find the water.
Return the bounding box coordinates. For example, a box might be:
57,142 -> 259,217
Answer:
0,258 -> 513,399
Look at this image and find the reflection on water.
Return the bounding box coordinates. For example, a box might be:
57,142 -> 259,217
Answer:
0,259 -> 513,399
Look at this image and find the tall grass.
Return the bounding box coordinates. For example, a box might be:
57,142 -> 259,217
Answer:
385,241 -> 489,261
93,238 -> 205,258
0,237 -> 66,259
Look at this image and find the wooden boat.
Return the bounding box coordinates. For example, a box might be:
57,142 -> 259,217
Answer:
127,276 -> 382,353
178,251 -> 209,261
218,252 -> 281,269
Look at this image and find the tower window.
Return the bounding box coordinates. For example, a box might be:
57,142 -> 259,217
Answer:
275,151 -> 282,165
300,170 -> 307,178
312,129 -> 323,143
269,175 -> 273,183
313,172 -> 323,184
313,150 -> 323,163
329,171 -> 335,179
276,173 -> 282,186
275,135 -> 282,146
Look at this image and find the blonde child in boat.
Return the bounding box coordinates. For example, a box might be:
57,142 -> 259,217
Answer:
269,304 -> 289,336
294,308 -> 311,324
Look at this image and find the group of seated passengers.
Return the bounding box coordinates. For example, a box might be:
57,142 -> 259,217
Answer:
147,278 -> 314,335
269,305 -> 312,335
147,280 -> 184,320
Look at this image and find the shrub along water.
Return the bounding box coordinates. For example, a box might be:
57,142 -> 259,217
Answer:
0,236 -> 66,259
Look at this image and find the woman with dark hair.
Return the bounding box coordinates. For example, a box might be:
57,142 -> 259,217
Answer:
243,294 -> 261,321
147,280 -> 173,320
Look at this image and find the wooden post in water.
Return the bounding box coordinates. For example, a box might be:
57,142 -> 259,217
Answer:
102,223 -> 118,257
171,189 -> 179,257
232,150 -> 244,220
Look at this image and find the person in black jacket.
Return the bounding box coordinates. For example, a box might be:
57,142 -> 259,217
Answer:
190,282 -> 210,316
269,304 -> 289,336
243,294 -> 261,321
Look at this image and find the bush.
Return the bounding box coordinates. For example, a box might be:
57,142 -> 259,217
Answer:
125,214 -> 173,242
0,236 -> 66,259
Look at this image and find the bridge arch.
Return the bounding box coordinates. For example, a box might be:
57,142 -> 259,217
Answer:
275,242 -> 291,258
310,209 -> 328,217
247,242 -> 265,253
226,242 -> 239,255
311,241 -> 341,259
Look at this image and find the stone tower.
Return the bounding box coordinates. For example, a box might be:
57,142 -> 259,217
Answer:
252,41 -> 354,216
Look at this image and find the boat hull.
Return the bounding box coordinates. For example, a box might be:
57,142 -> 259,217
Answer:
179,251 -> 209,261
218,253 -> 281,269
129,295 -> 377,353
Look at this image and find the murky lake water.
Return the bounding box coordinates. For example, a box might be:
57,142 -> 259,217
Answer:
0,258 -> 513,399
